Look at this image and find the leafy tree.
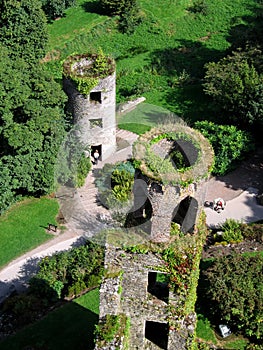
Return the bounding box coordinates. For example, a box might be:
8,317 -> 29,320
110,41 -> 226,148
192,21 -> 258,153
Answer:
0,45 -> 67,205
203,50 -> 263,128
194,121 -> 254,175
41,0 -> 76,21
100,0 -> 141,33
0,0 -> 48,62
201,254 -> 263,340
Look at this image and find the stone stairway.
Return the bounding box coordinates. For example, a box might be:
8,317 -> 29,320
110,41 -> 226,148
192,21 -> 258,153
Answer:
75,128 -> 138,219
116,128 -> 138,145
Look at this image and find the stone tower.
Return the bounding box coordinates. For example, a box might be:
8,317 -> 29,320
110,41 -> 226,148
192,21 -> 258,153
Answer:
63,52 -> 116,160
132,123 -> 214,242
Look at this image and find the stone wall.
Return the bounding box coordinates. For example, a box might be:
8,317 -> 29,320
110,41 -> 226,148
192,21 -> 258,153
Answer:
96,244 -> 196,349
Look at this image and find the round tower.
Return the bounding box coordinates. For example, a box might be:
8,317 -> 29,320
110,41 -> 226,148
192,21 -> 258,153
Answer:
133,123 -> 214,242
63,51 -> 116,160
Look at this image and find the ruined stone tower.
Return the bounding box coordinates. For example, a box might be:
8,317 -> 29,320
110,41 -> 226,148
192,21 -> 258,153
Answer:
132,123 -> 214,242
63,52 -> 116,160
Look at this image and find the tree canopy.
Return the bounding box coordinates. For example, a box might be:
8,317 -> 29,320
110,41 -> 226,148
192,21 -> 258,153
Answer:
201,254 -> 263,341
0,0 -> 48,62
0,45 -> 67,213
203,49 -> 263,129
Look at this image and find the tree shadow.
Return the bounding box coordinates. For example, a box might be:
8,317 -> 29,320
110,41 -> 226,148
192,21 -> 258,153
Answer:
81,0 -> 108,16
227,3 -> 263,51
0,287 -> 99,350
149,40 -> 224,123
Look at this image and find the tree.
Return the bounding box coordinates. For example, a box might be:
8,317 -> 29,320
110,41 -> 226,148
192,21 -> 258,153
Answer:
0,0 -> 48,62
203,50 -> 263,128
100,0 -> 141,33
194,121 -> 254,175
201,254 -> 263,340
41,0 -> 76,21
0,45 -> 67,206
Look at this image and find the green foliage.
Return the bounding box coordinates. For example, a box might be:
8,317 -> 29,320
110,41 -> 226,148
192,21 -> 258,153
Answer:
118,0 -> 142,34
74,153 -> 92,187
95,161 -> 135,208
221,219 -> 243,244
42,0 -> 76,21
242,223 -> 263,243
55,131 -> 91,188
188,0 -> 208,15
203,50 -> 263,128
170,222 -> 183,237
100,0 -> 135,16
72,76 -> 99,95
194,121 -> 254,175
0,45 -> 67,210
95,314 -> 120,343
0,0 -> 48,62
202,254 -> 263,340
94,314 -> 129,347
29,241 -> 105,301
63,50 -> 115,95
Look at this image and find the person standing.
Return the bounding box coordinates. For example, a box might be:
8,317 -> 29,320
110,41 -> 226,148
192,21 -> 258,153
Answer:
93,149 -> 100,164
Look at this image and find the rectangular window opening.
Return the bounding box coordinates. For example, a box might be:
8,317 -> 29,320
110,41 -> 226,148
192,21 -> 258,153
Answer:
90,118 -> 103,129
145,320 -> 169,349
147,271 -> 169,303
90,91 -> 102,104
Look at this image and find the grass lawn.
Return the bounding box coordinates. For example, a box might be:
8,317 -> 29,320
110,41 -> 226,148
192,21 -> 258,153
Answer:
45,0 -> 257,127
0,197 -> 59,268
0,288 -> 100,350
196,314 -> 249,349
47,0 -> 108,50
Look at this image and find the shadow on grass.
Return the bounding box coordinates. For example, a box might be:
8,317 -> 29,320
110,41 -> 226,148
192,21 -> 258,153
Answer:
81,0 -> 108,16
0,298 -> 99,350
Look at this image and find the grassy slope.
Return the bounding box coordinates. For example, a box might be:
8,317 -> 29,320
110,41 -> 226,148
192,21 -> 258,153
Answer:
0,288 -> 100,350
47,0 -> 108,50
46,0 -> 256,125
0,197 -> 58,268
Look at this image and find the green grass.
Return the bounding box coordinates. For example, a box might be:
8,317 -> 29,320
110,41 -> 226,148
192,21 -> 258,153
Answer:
47,0 -> 108,50
0,197 -> 59,268
45,0 -> 258,125
196,314 -> 217,344
0,288 -> 100,350
196,314 -> 249,349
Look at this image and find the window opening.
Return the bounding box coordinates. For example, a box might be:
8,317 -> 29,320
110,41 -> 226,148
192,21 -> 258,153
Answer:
90,91 -> 102,103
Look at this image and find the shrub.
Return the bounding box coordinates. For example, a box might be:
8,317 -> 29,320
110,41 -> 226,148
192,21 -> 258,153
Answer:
74,153 -> 92,187
194,121 -> 254,175
221,219 -> 243,244
95,161 -> 135,208
201,254 -> 263,340
67,280 -> 87,298
29,241 -> 105,301
42,0 -> 76,21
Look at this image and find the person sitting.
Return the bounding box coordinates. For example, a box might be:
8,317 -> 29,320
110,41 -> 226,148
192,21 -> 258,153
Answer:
213,198 -> 226,212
